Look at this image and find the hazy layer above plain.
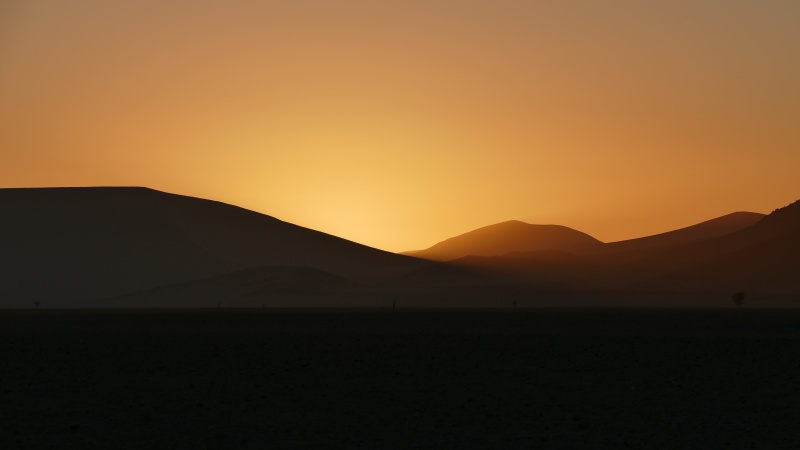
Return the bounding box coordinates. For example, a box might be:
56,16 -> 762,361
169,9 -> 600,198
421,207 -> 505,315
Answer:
112,266 -> 389,309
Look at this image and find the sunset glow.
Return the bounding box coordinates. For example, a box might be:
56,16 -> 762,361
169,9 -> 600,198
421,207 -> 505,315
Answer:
2,1 -> 799,251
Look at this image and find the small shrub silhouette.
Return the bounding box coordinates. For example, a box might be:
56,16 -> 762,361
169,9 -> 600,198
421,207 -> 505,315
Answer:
732,292 -> 745,307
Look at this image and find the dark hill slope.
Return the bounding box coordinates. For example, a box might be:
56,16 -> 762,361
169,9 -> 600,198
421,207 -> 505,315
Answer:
0,187 -> 425,306
637,200 -> 800,293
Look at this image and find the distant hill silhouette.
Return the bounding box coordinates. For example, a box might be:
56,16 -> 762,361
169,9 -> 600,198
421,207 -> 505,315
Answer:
449,202 -> 799,297
395,212 -> 765,288
387,207 -> 799,306
572,212 -> 765,255
0,187 -> 427,307
633,200 -> 800,295
403,221 -> 601,261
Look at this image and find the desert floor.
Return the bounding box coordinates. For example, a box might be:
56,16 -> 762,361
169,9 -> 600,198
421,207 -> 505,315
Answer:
2,309 -> 799,449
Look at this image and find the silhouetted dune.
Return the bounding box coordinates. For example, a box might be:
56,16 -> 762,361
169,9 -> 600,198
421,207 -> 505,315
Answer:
403,211 -> 762,265
571,211 -> 765,255
0,187 -> 427,307
394,211 -> 766,291
404,220 -> 600,261
635,200 -> 800,294
743,199 -> 800,237
388,203 -> 797,305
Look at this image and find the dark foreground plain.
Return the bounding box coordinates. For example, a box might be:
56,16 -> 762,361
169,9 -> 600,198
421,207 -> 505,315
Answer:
2,310 -> 800,449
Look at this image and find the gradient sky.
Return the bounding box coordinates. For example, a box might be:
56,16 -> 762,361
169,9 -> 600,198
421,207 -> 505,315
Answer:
2,0 -> 799,252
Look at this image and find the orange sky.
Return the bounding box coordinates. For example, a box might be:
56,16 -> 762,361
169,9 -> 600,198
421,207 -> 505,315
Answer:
2,1 -> 799,252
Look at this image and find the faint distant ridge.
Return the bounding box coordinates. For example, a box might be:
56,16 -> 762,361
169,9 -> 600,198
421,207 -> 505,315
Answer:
575,211 -> 766,255
404,220 -> 600,262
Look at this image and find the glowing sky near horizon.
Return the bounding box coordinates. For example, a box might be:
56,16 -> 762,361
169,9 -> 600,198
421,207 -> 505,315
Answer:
1,0 -> 799,252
